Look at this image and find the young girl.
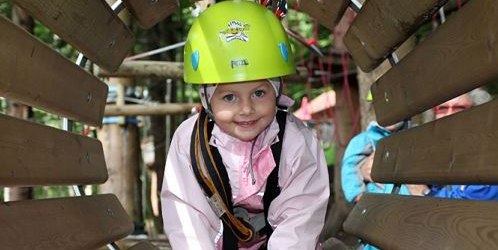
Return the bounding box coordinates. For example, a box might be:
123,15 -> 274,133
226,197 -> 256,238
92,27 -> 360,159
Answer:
161,1 -> 329,249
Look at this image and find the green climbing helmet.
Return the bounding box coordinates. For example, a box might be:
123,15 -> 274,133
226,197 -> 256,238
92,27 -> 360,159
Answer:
184,0 -> 296,84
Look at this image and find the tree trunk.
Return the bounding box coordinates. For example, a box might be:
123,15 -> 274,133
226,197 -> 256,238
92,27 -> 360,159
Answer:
4,5 -> 34,202
320,8 -> 362,245
141,14 -> 181,235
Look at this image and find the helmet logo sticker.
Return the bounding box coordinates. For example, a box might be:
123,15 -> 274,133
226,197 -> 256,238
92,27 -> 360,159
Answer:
191,50 -> 200,71
231,59 -> 249,68
220,21 -> 250,42
279,42 -> 289,62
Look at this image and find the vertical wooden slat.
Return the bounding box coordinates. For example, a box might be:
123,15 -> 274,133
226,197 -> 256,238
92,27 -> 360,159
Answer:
0,15 -> 107,126
372,99 -> 498,185
372,0 -> 498,126
12,0 -> 134,72
298,0 -> 349,31
0,194 -> 134,250
344,193 -> 498,250
123,0 -> 179,29
344,0 -> 447,72
0,114 -> 108,186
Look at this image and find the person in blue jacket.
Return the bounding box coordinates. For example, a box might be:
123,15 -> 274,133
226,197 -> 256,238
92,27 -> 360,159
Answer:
341,121 -> 428,203
428,90 -> 498,201
341,121 -> 429,250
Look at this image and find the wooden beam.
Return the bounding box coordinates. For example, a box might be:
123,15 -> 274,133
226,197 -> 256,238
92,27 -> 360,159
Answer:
98,60 -> 183,79
0,114 -> 108,186
12,0 -> 134,72
372,0 -> 498,126
298,0 -> 349,31
0,16 -> 107,127
344,193 -> 498,250
97,61 -> 356,85
0,194 -> 133,250
372,99 -> 498,185
344,0 -> 447,72
105,103 -> 197,116
123,0 -> 179,29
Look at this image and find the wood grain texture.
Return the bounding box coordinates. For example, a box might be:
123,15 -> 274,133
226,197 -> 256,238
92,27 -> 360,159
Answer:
344,193 -> 498,250
371,99 -> 498,185
123,0 -> 179,29
0,114 -> 108,186
0,16 -> 107,126
0,194 -> 133,250
105,103 -> 197,116
12,0 -> 134,72
344,0 -> 447,72
372,0 -> 498,126
298,0 -> 349,31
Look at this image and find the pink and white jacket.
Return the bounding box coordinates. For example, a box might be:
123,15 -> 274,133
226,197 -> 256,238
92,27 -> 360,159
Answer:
161,102 -> 329,250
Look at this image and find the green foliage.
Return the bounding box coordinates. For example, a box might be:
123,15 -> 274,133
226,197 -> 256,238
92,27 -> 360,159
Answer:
0,0 -> 11,18
34,186 -> 71,199
33,21 -> 79,61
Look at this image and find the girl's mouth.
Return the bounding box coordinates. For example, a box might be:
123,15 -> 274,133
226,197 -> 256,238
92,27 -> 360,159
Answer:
235,120 -> 257,128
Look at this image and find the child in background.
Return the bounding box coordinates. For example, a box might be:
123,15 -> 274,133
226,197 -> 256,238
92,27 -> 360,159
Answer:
161,1 -> 329,249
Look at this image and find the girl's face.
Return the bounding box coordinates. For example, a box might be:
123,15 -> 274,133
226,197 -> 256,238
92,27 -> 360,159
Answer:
210,80 -> 277,142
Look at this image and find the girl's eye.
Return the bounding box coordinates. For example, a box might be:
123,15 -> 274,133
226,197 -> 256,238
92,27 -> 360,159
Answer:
253,90 -> 265,98
223,94 -> 236,102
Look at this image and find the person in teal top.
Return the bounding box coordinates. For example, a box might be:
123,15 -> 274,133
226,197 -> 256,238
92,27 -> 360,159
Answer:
341,121 -> 427,250
341,121 -> 411,203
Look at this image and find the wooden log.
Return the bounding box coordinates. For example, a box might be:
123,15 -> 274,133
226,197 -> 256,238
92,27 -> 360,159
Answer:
298,0 -> 349,31
372,99 -> 498,185
123,0 -> 179,29
372,0 -> 498,126
12,0 -> 134,72
344,0 -> 447,72
97,61 -> 355,86
98,60 -> 183,79
0,194 -> 133,250
0,16 -> 107,127
105,103 -> 197,116
344,193 -> 498,250
0,114 -> 108,187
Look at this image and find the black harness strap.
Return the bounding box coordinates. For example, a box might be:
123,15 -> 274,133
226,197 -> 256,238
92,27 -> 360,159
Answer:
190,109 -> 255,245
190,108 -> 287,249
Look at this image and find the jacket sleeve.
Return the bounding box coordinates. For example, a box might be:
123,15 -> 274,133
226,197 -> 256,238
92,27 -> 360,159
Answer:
341,133 -> 372,202
437,185 -> 498,200
161,121 -> 221,250
267,121 -> 330,250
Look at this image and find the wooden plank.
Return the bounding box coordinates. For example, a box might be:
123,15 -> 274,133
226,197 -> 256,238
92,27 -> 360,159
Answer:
298,0 -> 349,31
344,0 -> 447,72
105,103 -> 197,116
0,16 -> 107,126
127,241 -> 159,250
371,0 -> 498,126
0,114 -> 108,186
98,61 -> 183,79
123,0 -> 179,29
0,194 -> 133,250
12,0 -> 134,72
344,193 -> 498,250
371,99 -> 498,185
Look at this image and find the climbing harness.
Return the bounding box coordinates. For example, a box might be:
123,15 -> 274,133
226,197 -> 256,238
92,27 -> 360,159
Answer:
190,107 -> 287,249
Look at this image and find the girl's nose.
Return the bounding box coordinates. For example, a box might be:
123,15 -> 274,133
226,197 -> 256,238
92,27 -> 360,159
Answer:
239,98 -> 255,115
